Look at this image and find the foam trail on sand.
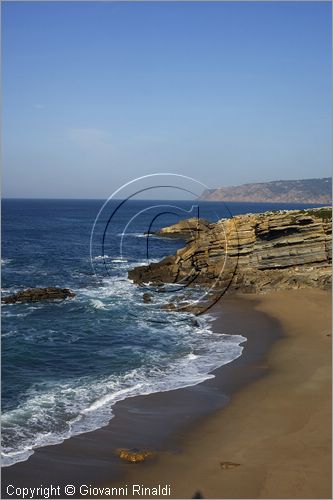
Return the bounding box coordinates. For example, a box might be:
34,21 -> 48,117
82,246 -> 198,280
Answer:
1,287 -> 245,467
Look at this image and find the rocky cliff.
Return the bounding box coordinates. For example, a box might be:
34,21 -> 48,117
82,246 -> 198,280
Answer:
149,217 -> 210,241
200,178 -> 332,204
128,207 -> 332,295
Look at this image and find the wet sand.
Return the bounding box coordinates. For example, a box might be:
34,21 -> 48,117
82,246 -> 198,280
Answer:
118,289 -> 332,499
2,294 -> 281,498
2,290 -> 331,499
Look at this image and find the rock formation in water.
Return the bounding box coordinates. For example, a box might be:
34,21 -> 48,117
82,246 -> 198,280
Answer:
149,217 -> 210,241
200,178 -> 332,204
129,207 -> 332,294
2,287 -> 75,304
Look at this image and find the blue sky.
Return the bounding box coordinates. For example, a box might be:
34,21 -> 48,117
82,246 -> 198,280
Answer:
2,1 -> 332,198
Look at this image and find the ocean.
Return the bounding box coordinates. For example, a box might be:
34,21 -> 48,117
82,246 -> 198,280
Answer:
1,198 -> 323,467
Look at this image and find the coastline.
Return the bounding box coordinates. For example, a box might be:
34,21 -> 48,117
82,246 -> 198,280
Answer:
2,289 -> 331,499
1,293 -> 282,498
116,289 -> 332,499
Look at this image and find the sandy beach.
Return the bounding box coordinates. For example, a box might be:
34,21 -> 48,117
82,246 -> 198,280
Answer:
2,289 -> 331,500
118,289 -> 332,499
2,293 -> 280,497
3,2 -> 332,498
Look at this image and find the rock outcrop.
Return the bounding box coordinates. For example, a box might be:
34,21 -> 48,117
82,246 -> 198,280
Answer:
116,448 -> 154,463
129,208 -> 332,294
2,287 -> 75,304
143,292 -> 153,303
149,217 -> 210,241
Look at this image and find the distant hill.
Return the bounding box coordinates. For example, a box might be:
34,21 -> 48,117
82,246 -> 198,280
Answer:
200,178 -> 332,204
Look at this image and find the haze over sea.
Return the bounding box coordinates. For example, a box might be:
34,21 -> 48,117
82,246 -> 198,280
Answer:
1,198 -> 324,466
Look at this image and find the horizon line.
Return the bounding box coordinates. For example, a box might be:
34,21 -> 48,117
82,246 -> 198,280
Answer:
1,197 -> 329,205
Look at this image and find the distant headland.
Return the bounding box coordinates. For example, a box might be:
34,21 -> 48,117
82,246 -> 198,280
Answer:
200,177 -> 332,204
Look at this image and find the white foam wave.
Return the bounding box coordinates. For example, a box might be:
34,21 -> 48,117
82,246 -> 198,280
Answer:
1,316 -> 246,467
91,255 -> 128,262
116,232 -> 169,240
117,232 -> 147,238
1,258 -> 12,266
78,277 -> 135,304
90,299 -> 107,310
1,329 -> 18,338
92,255 -> 112,261
186,353 -> 199,360
2,259 -> 246,468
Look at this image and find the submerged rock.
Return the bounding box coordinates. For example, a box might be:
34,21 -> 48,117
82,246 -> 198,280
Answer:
2,287 -> 75,304
161,302 -> 177,311
142,292 -> 153,303
117,448 -> 154,463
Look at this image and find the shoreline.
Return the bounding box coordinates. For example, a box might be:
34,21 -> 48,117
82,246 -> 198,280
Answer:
1,293 -> 282,498
117,289 -> 332,499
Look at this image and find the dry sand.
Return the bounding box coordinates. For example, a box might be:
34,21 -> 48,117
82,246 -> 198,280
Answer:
0,292 -> 281,496
120,289 -> 332,499
2,290 -> 331,500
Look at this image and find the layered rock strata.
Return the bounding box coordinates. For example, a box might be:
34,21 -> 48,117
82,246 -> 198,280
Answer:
129,208 -> 332,294
148,217 -> 210,241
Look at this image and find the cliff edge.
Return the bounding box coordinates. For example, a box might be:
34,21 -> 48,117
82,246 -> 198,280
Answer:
128,207 -> 332,294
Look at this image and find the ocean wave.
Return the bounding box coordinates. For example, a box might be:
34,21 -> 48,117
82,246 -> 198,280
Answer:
117,232 -> 147,238
1,329 -> 18,339
91,255 -> 112,261
78,277 -> 135,303
89,299 -> 107,310
116,232 -> 168,240
1,313 -> 246,467
2,310 -> 31,318
89,256 -> 152,274
1,258 -> 12,266
2,250 -> 245,468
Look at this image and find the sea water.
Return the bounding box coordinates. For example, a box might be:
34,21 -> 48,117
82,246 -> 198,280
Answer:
1,199 -> 322,466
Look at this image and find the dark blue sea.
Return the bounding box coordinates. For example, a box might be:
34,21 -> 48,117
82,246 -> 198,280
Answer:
1,198 -> 323,466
